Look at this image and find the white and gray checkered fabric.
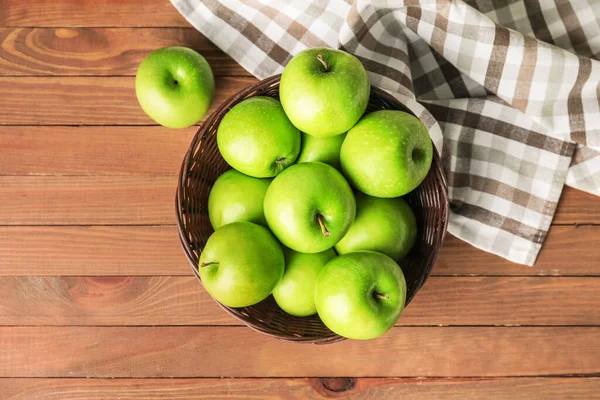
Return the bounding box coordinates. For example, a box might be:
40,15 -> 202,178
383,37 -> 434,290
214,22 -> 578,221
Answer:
171,0 -> 600,265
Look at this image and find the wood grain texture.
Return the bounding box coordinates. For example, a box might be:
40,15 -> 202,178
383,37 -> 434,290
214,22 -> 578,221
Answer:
0,0 -> 187,27
6,126 -> 599,214
0,28 -> 249,76
0,176 -> 176,225
1,225 -> 598,276
0,130 -> 597,230
401,276 -> 600,325
0,129 -> 598,233
1,378 -> 599,400
436,225 -> 600,276
0,76 -> 257,125
554,187 -> 600,224
2,0 -> 599,389
0,226 -> 188,275
0,276 -> 221,326
1,276 -> 599,326
1,181 -> 597,227
0,126 -> 195,175
2,326 -> 600,377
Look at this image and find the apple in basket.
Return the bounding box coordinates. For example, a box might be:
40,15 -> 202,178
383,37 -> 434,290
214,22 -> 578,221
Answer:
217,96 -> 301,178
341,110 -> 433,197
263,162 -> 356,254
198,222 -> 284,308
279,48 -> 370,137
296,131 -> 347,170
315,251 -> 407,340
146,46 -> 435,340
272,248 -> 336,317
208,169 -> 271,230
335,192 -> 417,261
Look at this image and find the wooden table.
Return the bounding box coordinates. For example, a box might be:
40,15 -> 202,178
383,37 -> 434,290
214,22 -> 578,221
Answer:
1,1 -> 600,398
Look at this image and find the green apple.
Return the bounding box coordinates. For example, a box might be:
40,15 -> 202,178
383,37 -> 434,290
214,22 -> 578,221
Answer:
279,48 -> 370,137
135,46 -> 215,129
272,248 -> 336,317
198,222 -> 284,308
314,251 -> 406,340
335,192 -> 417,260
208,169 -> 271,230
340,110 -> 433,197
297,132 -> 346,169
263,162 -> 356,253
217,96 -> 301,178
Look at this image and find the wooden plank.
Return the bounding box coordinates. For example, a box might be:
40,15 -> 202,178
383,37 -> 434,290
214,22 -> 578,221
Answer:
0,276 -> 599,326
0,226 -> 189,276
1,225 -> 599,276
0,176 -> 176,225
402,276 -> 600,325
1,377 -> 599,400
435,225 -> 600,276
0,0 -> 188,28
0,28 -> 249,76
1,132 -> 599,230
0,126 -> 195,176
0,178 -> 597,226
8,129 -> 599,201
554,187 -> 600,224
1,326 -> 599,377
0,276 -> 223,326
0,76 -> 257,125
0,132 -> 597,228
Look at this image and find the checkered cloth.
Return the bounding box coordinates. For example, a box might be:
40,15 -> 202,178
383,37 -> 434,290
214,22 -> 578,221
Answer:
171,0 -> 600,265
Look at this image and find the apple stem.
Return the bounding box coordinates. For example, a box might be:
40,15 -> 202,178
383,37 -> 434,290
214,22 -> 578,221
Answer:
316,54 -> 329,72
200,261 -> 219,268
317,213 -> 331,237
275,157 -> 287,164
374,293 -> 390,300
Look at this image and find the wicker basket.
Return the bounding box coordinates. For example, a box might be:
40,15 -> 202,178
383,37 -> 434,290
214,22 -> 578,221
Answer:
176,75 -> 449,344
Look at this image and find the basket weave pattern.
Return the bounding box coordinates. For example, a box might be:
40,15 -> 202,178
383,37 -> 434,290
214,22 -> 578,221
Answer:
176,75 -> 449,344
